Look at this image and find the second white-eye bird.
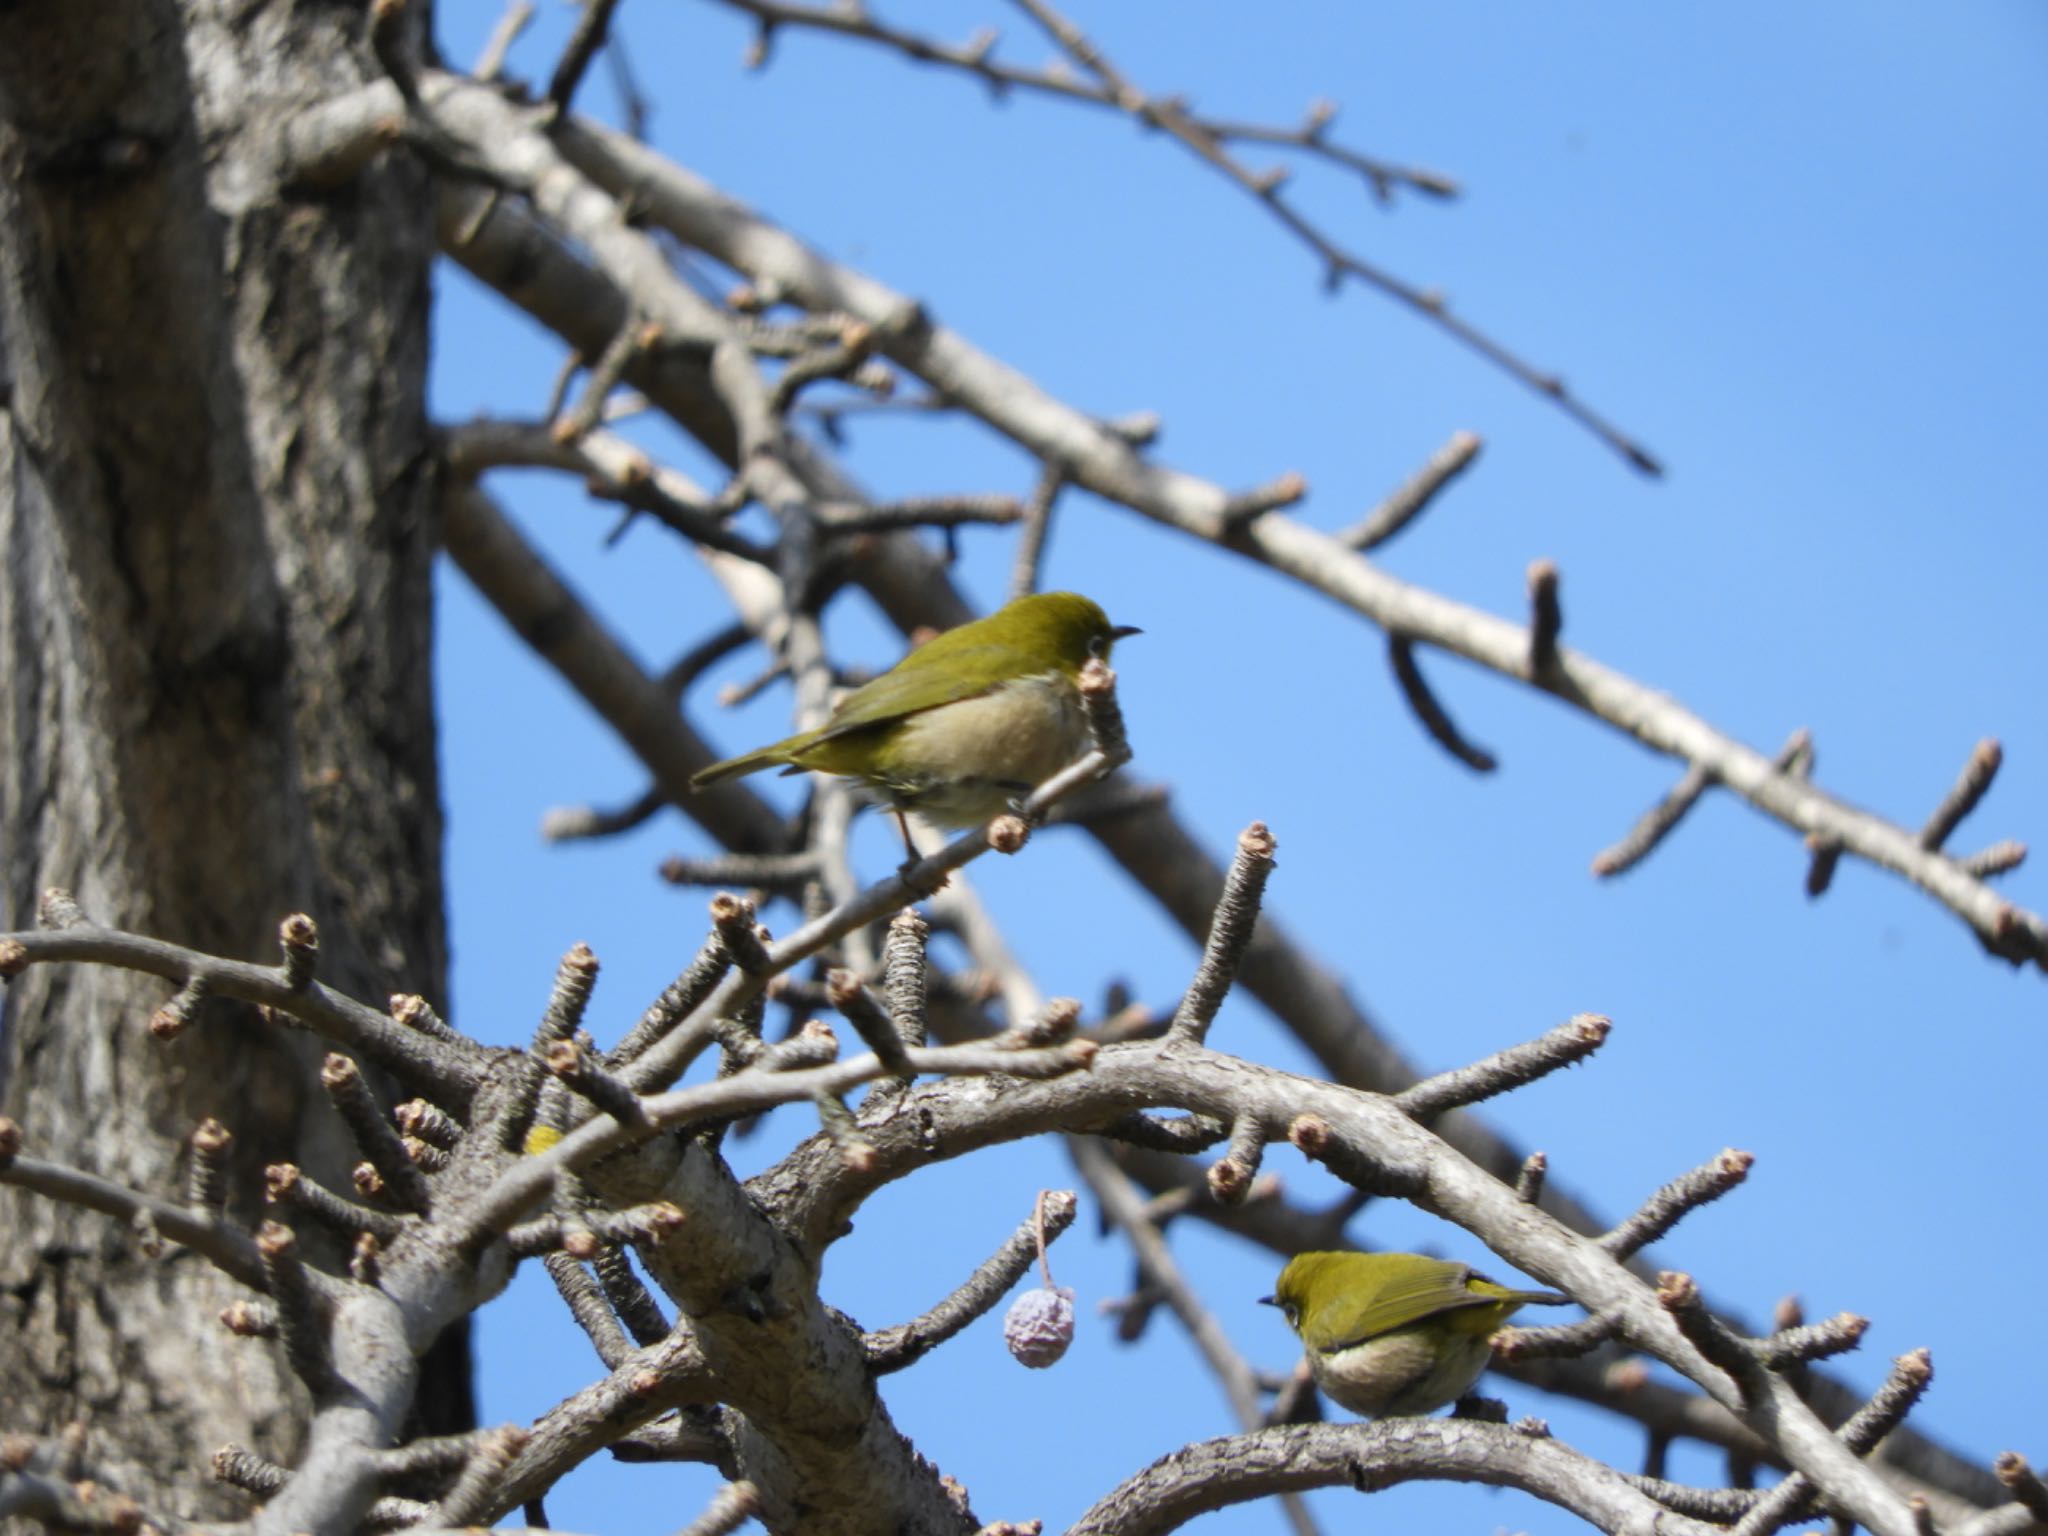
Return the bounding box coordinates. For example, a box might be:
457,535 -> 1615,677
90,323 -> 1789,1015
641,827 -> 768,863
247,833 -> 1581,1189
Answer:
1262,1251 -> 1570,1418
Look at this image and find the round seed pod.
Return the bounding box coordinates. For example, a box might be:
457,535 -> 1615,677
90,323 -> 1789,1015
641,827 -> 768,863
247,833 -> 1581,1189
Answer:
1004,1284 -> 1076,1368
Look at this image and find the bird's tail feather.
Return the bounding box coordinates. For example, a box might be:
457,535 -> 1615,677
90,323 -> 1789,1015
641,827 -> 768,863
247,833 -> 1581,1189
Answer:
690,746 -> 792,790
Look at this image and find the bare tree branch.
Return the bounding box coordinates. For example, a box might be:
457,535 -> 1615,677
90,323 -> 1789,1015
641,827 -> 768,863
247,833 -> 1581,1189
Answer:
699,0 -> 1658,473
1067,1419 -> 1721,1536
521,99 -> 2042,971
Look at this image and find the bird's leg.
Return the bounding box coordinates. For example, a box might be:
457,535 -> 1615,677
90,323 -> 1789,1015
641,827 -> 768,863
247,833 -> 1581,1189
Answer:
998,779 -> 1041,824
892,808 -> 926,875
1449,1392 -> 1508,1423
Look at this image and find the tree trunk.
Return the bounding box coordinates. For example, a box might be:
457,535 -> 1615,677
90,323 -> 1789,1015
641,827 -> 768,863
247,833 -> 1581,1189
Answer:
0,0 -> 465,1517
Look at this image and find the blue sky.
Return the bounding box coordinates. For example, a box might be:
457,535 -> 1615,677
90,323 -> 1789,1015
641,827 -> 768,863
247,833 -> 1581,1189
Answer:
429,4 -> 2047,1531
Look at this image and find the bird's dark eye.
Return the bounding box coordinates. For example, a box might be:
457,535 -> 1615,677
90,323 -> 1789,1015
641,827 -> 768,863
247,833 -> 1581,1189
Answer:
1087,633 -> 1107,658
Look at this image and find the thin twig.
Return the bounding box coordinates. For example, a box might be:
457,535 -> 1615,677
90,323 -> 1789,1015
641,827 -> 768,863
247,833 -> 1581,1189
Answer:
1919,738 -> 2002,851
1757,1312 -> 1869,1370
815,494 -> 1022,534
591,1242 -> 672,1347
543,1251 -> 634,1368
547,0 -> 623,116
0,1138 -> 266,1291
1592,763 -> 1715,878
827,969 -> 913,1078
1009,464 -> 1063,600
1958,839 -> 2027,880
474,0 -> 535,81
322,1053 -> 434,1212
255,1222 -> 330,1392
712,0 -> 1658,471
186,1118 -> 234,1214
542,786 -> 667,843
675,1482 -> 760,1536
1167,822 -> 1276,1045
1492,1310 -> 1621,1363
440,417 -> 771,566
0,918 -> 480,1107
1338,430 -> 1483,550
863,1190 -> 1079,1373
1205,1117 -> 1268,1205
1601,1150 -> 1755,1261
1395,1014 -> 1610,1122
1387,634 -> 1498,772
1527,558 -> 1563,675
658,850 -> 821,892
553,316 -> 657,441
609,931 -> 733,1069
266,1162 -> 407,1245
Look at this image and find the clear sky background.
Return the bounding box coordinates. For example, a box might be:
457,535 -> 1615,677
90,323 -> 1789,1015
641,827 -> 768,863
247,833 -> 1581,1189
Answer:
427,4 -> 2047,1532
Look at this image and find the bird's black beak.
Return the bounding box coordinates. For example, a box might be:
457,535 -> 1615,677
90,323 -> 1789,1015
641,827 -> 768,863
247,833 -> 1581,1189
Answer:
1256,1294 -> 1276,1307
1111,624 -> 1143,641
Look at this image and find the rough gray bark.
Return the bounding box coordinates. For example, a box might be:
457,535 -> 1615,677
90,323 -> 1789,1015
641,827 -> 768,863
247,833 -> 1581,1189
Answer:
0,0 -> 463,1517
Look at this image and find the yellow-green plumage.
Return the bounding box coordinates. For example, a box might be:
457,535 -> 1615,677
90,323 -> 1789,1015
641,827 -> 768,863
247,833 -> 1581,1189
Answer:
1263,1251 -> 1568,1418
690,592 -> 1137,829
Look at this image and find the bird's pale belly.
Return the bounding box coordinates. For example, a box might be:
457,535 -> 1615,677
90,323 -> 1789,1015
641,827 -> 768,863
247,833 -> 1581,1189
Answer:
878,673 -> 1089,827
1309,1327 -> 1494,1418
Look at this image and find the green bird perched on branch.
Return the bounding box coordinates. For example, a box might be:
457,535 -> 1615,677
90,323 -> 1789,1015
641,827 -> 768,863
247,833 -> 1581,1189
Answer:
690,591 -> 1139,850
1263,1251 -> 1571,1418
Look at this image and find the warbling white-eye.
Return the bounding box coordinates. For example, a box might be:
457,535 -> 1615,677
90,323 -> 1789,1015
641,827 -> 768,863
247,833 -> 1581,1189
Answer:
1262,1251 -> 1570,1418
689,592 -> 1138,842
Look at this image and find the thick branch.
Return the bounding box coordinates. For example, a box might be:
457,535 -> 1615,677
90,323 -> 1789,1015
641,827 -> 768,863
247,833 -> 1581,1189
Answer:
751,1043 -> 1929,1536
0,1139 -> 266,1291
0,923 -> 481,1107
1067,1419 -> 1718,1536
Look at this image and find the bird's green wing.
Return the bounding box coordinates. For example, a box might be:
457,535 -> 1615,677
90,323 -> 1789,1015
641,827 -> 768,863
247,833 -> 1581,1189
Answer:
805,641 -> 1031,740
1312,1264 -> 1502,1351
